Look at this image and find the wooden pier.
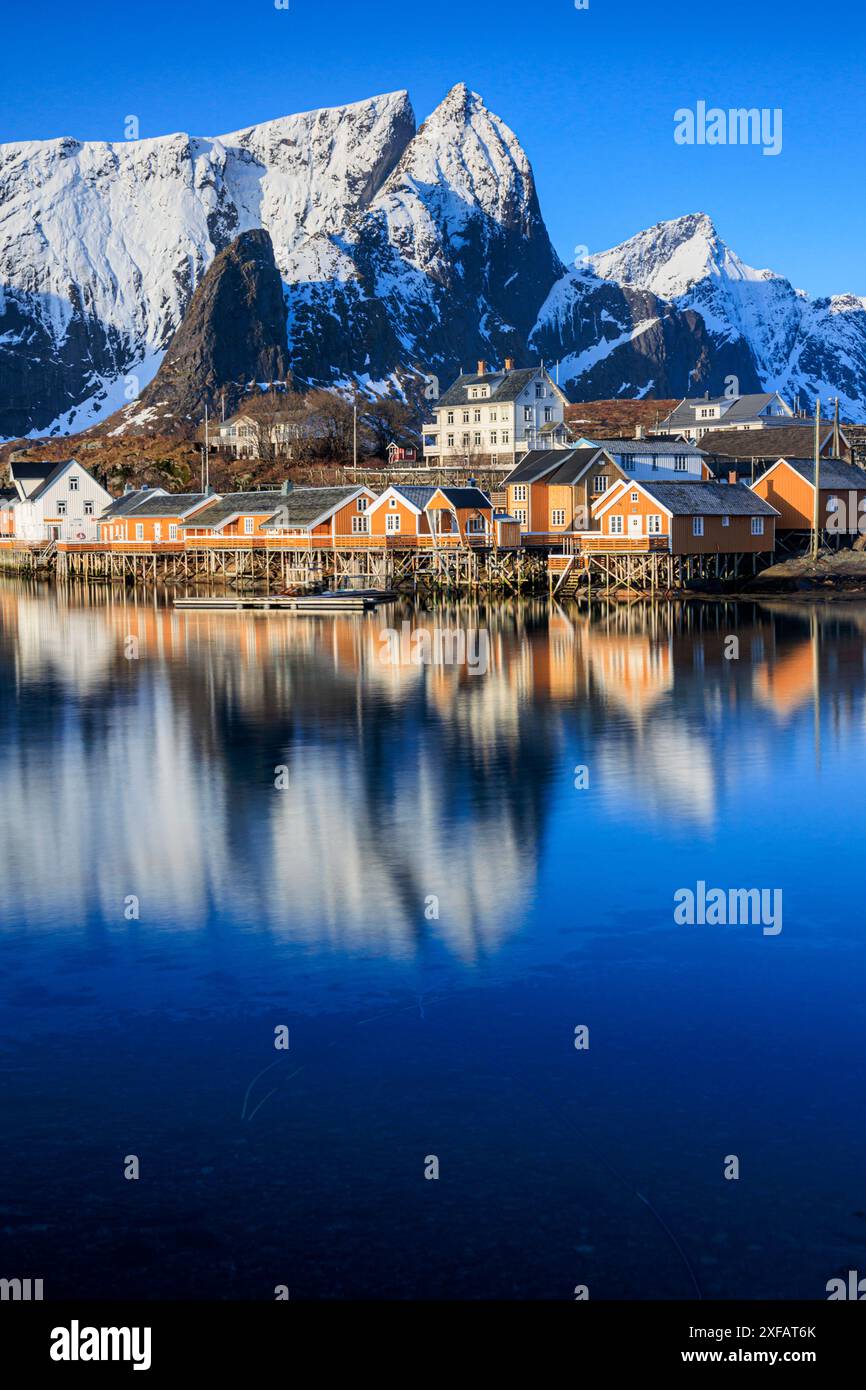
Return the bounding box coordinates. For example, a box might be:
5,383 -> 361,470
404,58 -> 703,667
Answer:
549,547 -> 769,599
51,542 -> 549,595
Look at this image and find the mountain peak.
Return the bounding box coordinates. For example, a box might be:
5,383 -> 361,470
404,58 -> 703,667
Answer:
590,212 -> 735,300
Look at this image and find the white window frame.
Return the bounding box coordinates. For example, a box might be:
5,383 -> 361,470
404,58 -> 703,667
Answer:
750,516 -> 764,535
136,523 -> 144,541
609,515 -> 624,535
551,508 -> 566,526
693,516 -> 704,537
647,514 -> 662,534
721,515 -> 730,528
386,513 -> 401,534
512,485 -> 527,502
69,476 -> 79,491
351,515 -> 370,534
244,517 -> 255,535
169,524 -> 178,540
592,475 -> 607,494
357,496 -> 368,512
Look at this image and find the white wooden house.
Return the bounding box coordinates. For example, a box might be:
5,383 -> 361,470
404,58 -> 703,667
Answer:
7,458 -> 113,542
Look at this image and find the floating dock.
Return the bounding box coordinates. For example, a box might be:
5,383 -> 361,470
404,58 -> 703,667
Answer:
173,590 -> 398,613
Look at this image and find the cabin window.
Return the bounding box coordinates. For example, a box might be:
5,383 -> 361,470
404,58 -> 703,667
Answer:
514,509 -> 527,525
136,523 -> 144,541
357,497 -> 368,512
169,525 -> 178,540
389,497 -> 397,507
84,500 -> 94,515
593,476 -> 607,494
154,523 -> 162,542
647,514 -> 662,534
630,491 -> 639,502
693,516 -> 704,536
244,517 -> 255,534
386,514 -> 401,533
551,509 -> 566,526
751,517 -> 764,535
609,515 -> 623,535
57,501 -> 67,516
69,476 -> 79,491
467,517 -> 485,532
674,456 -> 688,471
513,485 -> 527,502
721,516 -> 730,528
352,515 -> 369,533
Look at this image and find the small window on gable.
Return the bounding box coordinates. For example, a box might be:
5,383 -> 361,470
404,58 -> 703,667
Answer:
630,491 -> 639,502
69,476 -> 79,491
389,497 -> 397,507
357,496 -> 368,512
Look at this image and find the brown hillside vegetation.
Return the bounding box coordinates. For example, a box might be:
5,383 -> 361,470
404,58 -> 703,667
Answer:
565,399 -> 679,438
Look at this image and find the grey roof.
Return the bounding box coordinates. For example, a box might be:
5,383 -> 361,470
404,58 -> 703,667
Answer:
391,485 -> 437,509
640,481 -> 779,516
504,449 -> 596,486
436,368 -> 547,409
99,488 -> 168,519
435,486 -> 492,509
8,457 -> 61,481
775,458 -> 866,490
582,437 -> 706,456
697,424 -> 841,459
125,493 -> 211,518
659,393 -> 786,427
181,491 -> 286,529
259,487 -> 367,529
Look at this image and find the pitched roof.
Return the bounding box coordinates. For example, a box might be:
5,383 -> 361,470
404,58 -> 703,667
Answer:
26,460 -> 78,503
8,458 -> 60,482
259,487 -> 367,529
122,493 -> 211,518
659,393 -> 783,427
773,457 -> 866,490
697,425 -> 840,459
503,450 -> 572,485
640,481 -> 779,516
181,491 -> 286,529
436,368 -> 546,409
434,487 -> 492,509
581,437 -> 706,456
100,488 -> 168,519
390,485 -> 438,510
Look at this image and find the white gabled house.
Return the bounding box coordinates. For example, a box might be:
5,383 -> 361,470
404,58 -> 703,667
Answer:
7,458 -> 113,542
422,360 -> 569,471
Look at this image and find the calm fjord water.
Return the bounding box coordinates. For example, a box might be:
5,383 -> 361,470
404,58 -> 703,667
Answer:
1,581 -> 864,1301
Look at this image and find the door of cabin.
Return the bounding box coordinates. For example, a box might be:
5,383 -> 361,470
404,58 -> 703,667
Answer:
628,515 -> 642,538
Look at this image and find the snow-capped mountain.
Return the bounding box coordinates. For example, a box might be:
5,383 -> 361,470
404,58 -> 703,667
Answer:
584,212 -> 866,416
3,90 -> 866,441
0,90 -> 414,436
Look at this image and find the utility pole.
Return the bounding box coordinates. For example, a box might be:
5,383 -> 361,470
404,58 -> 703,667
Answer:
353,402 -> 357,470
204,404 -> 210,494
833,396 -> 841,457
811,398 -> 821,560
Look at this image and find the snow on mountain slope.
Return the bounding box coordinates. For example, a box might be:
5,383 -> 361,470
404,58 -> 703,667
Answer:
282,83 -> 563,386
587,212 -> 866,415
0,91 -> 415,436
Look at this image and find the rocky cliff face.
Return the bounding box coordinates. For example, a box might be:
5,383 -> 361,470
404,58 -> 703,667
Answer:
111,229 -> 289,432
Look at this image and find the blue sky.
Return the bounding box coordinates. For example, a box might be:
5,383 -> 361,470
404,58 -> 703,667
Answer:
4,0 -> 864,297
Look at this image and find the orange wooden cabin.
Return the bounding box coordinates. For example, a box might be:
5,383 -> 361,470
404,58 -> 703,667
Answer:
590,479 -> 779,553
751,456 -> 866,534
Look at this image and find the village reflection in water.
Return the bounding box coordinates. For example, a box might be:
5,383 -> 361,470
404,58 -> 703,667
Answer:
1,581 -> 865,960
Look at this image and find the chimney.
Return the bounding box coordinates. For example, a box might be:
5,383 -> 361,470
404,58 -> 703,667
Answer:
477,359 -> 487,376
728,469 -> 738,486
468,475 -> 477,488
635,424 -> 645,440
504,357 -> 514,372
